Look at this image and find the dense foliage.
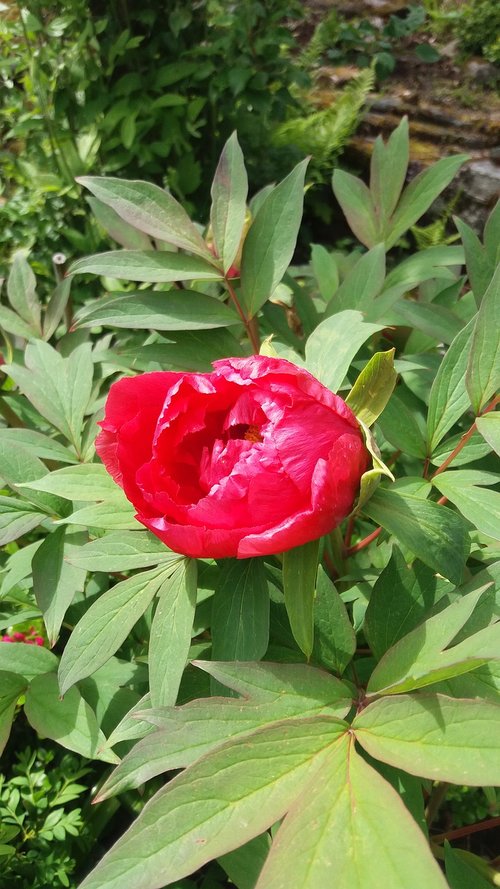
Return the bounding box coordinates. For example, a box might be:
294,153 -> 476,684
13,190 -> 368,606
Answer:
0,117 -> 499,887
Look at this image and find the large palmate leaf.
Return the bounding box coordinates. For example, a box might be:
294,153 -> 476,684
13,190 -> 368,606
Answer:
354,693 -> 500,785
367,585 -> 497,695
240,159 -> 308,318
97,661 -> 352,800
255,735 -> 447,889
77,177 -> 214,261
79,718 -> 347,889
362,487 -> 470,585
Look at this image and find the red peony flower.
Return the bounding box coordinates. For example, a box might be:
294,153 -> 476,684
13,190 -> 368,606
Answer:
96,356 -> 369,559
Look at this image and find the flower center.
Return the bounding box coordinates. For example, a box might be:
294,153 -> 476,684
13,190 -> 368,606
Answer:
244,424 -> 263,443
225,423 -> 263,444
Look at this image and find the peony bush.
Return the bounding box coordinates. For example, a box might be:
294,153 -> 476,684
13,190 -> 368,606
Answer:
0,120 -> 500,889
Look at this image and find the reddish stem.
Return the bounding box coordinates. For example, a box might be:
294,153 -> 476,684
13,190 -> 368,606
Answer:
346,526 -> 382,557
225,279 -> 260,354
432,394 -> 500,479
433,814 -> 500,845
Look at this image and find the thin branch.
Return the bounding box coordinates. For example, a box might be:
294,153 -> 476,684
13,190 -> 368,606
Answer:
346,525 -> 382,557
225,279 -> 260,354
433,814 -> 500,845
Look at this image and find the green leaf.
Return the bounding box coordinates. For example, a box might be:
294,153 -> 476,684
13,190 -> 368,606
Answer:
283,538 -> 319,658
427,316 -> 475,451
0,643 -> 58,680
476,413 -> 500,456
370,117 -> 409,227
149,559 -> 197,708
310,244 -> 338,302
78,717 -> 346,889
354,693 -> 500,785
74,291 -> 239,331
3,341 -> 93,452
0,439 -> 67,516
385,154 -> 468,249
219,834 -> 271,889
88,196 -> 153,250
0,670 -> 28,755
240,159 -> 309,318
305,310 -> 383,393
377,391 -> 427,458
445,843 -> 496,889
454,217 -> 492,306
0,495 -> 45,545
332,170 -> 380,248
391,298 -> 463,345
0,428 -> 78,464
22,463 -> 125,502
433,471 -> 500,540
77,177 -> 213,261
43,278 -> 72,340
7,251 -> 41,333
326,244 -> 386,314
210,132 -> 248,273
211,559 -> 270,690
364,547 -> 450,661
66,531 -> 181,571
24,672 -> 119,764
466,263 -> 500,413
312,566 -> 355,674
97,661 -> 352,800
32,527 -> 87,646
58,565 -> 178,694
255,735 -> 447,889
346,349 -> 397,427
367,584 -> 495,695
363,487 -> 470,585
371,245 -> 465,320
431,429 -> 491,468
56,499 -> 137,530
0,305 -> 40,339
69,251 -> 222,283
